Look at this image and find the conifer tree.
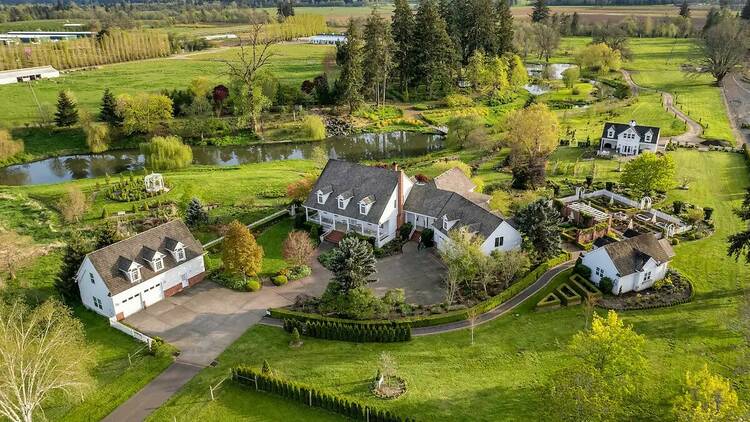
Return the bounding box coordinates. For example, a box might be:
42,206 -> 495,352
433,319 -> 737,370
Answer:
336,19 -> 365,113
465,0 -> 498,60
54,233 -> 90,303
364,9 -> 394,106
496,0 -> 514,55
414,0 -> 458,98
515,199 -> 562,261
530,0 -> 550,23
99,88 -> 121,126
392,0 -> 415,91
679,0 -> 690,18
185,197 -> 209,227
742,0 -> 750,20
55,90 -> 78,127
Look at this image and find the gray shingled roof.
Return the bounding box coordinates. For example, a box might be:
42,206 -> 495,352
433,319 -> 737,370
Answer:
303,160 -> 400,225
86,220 -> 203,295
602,233 -> 675,276
601,122 -> 661,144
434,168 -> 476,194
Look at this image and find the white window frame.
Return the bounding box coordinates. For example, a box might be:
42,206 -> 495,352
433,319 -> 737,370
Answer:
152,258 -> 164,272
129,268 -> 141,283
93,296 -> 103,310
175,247 -> 186,262
442,216 -> 449,231
644,271 -> 652,281
495,237 -> 503,247
359,203 -> 368,215
317,192 -> 325,204
89,273 -> 95,284
595,267 -> 605,278
607,128 -> 614,138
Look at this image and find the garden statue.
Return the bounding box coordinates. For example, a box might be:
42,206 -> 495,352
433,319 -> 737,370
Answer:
639,196 -> 652,210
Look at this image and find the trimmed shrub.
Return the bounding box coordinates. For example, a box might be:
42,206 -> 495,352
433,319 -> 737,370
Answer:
599,276 -> 614,294
299,115 -> 327,140
574,263 -> 592,279
420,228 -> 435,247
246,278 -> 262,292
398,222 -> 413,241
272,275 -> 289,286
232,366 -> 415,422
288,265 -> 312,280
444,93 -> 474,108
282,319 -> 411,343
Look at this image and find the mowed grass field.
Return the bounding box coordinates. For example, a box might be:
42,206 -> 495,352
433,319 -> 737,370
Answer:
0,43 -> 334,127
144,149 -> 750,421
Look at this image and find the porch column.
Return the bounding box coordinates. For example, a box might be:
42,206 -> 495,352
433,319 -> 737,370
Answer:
377,225 -> 380,240
346,218 -> 350,232
318,212 -> 322,225
305,207 -> 309,221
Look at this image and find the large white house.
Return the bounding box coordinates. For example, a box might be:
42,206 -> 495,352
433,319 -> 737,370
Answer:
302,160 -> 522,254
76,220 -> 206,320
581,233 -> 675,295
599,120 -> 661,156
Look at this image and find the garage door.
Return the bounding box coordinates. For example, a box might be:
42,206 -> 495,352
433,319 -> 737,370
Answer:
142,283 -> 164,307
119,292 -> 143,318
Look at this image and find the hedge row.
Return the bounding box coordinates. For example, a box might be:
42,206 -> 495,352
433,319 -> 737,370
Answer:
270,252 -> 571,329
283,319 -> 411,343
233,366 -> 414,422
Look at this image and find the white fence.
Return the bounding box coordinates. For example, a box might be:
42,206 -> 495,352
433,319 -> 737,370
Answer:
203,208 -> 291,249
109,319 -> 153,347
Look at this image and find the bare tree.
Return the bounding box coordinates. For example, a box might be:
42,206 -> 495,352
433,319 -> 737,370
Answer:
695,17 -> 750,86
444,267 -> 461,305
58,185 -> 88,223
0,299 -> 92,422
467,307 -> 479,346
532,22 -> 561,63
223,23 -> 277,133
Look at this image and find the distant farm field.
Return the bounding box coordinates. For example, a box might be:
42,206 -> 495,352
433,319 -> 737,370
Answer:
0,43 -> 334,127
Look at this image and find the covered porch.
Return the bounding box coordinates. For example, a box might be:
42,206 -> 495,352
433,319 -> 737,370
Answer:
305,207 -> 394,247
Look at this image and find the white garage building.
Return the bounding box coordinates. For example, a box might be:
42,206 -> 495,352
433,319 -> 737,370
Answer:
77,220 -> 206,320
0,66 -> 60,85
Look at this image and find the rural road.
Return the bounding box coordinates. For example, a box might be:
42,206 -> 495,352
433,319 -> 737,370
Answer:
721,72 -> 750,145
621,69 -> 703,145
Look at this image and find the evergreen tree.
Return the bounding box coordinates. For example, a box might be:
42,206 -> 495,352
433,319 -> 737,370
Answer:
414,0 -> 458,98
570,11 -> 580,35
364,9 -> 394,106
276,0 -> 294,20
328,237 -> 377,293
94,221 -> 122,249
496,0 -> 515,55
742,0 -> 750,20
99,87 -> 121,126
530,0 -> 550,23
185,197 -> 209,227
391,0 -> 415,91
679,0 -> 690,18
465,0 -> 498,60
54,233 -> 91,303
336,19 -> 365,113
55,90 -> 78,127
515,199 -> 562,262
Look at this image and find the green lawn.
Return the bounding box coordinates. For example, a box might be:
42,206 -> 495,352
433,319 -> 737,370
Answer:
257,218 -> 295,276
146,149 -> 750,421
0,43 -> 334,127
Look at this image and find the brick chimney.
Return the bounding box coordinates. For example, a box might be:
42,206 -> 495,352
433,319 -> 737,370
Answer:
396,168 -> 405,227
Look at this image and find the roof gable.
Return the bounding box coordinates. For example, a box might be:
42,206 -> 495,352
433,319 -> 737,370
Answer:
601,122 -> 661,143
602,234 -> 674,276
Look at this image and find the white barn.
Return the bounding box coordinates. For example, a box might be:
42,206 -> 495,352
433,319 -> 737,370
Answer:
599,120 -> 661,156
581,233 -> 675,295
0,66 -> 60,85
303,160 -> 521,254
76,220 -> 206,320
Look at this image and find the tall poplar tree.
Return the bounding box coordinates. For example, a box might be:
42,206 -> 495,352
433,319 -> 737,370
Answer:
392,0 -> 415,91
414,0 -> 458,98
337,19 -> 365,113
531,0 -> 550,23
364,9 -> 394,106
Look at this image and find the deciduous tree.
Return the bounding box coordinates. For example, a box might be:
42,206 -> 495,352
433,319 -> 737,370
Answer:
575,43 -> 622,73
117,93 -> 173,135
446,115 -> 488,150
696,16 -> 750,85
503,103 -> 559,188
286,173 -> 317,203
0,299 -> 93,422
0,129 -> 23,161
562,66 -> 580,89
139,136 -> 193,170
282,230 -> 315,267
673,364 -> 744,421
58,185 -> 88,223
620,152 -> 676,196
222,220 -> 264,279
532,22 -> 560,62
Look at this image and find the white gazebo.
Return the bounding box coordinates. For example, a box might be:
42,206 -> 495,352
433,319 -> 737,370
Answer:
144,173 -> 165,193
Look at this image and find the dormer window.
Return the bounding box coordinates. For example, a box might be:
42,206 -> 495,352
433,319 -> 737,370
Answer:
359,195 -> 375,215
152,257 -> 164,272
337,192 -> 352,210
118,257 -> 143,284
338,198 -> 344,208
442,215 -> 449,231
360,203 -> 367,214
607,127 -> 615,138
317,192 -> 325,204
173,247 -> 186,262
165,237 -> 186,262
129,268 -> 141,283
316,186 -> 332,204
645,131 -> 652,142
142,247 -> 166,272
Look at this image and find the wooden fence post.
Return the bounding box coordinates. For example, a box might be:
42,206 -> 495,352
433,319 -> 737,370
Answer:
254,375 -> 258,391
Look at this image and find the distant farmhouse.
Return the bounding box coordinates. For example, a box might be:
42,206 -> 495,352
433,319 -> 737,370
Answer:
307,34 -> 346,45
0,66 -> 60,85
599,120 -> 661,156
303,160 -> 522,254
581,233 -> 675,295
76,220 -> 206,321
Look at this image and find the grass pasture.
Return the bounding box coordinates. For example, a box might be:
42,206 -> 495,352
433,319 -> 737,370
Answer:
0,43 -> 334,127
145,149 -> 750,421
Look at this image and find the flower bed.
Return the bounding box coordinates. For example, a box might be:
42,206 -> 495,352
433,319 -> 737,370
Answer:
536,293 -> 561,311
598,270 -> 693,310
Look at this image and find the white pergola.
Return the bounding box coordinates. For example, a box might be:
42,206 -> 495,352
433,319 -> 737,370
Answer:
144,173 -> 165,193
568,202 -> 609,222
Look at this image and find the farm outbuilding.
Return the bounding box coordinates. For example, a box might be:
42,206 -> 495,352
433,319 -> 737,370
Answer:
0,66 -> 60,85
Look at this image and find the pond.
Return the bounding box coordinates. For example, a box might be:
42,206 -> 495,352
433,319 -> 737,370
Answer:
0,131 -> 444,186
526,63 -> 576,80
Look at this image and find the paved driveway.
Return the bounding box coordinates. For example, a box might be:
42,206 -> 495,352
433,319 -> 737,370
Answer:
371,241 -> 446,305
125,275 -> 328,366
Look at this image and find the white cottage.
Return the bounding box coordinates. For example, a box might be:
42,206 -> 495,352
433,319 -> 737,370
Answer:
303,160 -> 521,254
599,120 -> 661,156
76,220 -> 205,320
581,233 -> 675,295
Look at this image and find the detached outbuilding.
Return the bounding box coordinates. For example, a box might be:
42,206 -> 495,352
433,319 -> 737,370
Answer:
0,66 -> 60,85
581,233 -> 675,295
76,220 -> 206,320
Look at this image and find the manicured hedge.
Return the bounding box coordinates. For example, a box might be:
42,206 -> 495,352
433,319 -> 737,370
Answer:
233,366 -> 414,422
270,252 -> 571,329
282,319 -> 411,343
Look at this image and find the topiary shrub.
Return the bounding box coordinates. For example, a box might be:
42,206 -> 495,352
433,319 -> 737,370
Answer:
420,228 -> 434,247
574,263 -> 592,279
288,265 -> 311,281
398,222 -> 413,241
272,275 -> 289,286
246,278 -> 262,292
599,276 -> 614,295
